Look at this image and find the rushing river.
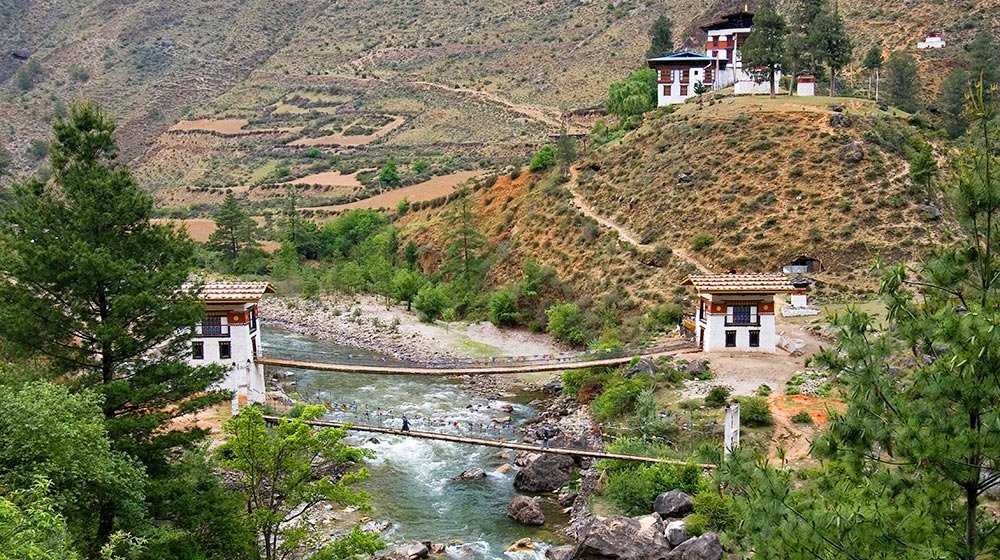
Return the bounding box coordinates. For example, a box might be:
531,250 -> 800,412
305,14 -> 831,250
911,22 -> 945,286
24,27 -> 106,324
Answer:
263,328 -> 569,559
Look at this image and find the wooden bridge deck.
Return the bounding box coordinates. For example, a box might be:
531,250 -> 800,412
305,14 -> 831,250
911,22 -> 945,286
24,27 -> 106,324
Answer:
262,415 -> 713,467
257,340 -> 694,376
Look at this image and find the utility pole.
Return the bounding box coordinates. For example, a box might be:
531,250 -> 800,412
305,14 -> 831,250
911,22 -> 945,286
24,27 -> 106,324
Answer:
724,401 -> 740,458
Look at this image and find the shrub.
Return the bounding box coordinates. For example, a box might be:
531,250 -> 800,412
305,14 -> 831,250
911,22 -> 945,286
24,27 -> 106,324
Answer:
603,462 -> 703,515
411,159 -> 429,173
756,384 -> 772,397
529,146 -> 557,171
737,396 -> 774,427
546,302 -> 587,345
413,283 -> 448,322
643,303 -> 683,332
592,376 -> 647,421
692,491 -> 739,532
685,513 -> 707,537
704,386 -> 731,407
690,231 -> 714,251
304,147 -> 321,158
488,287 -> 519,327
562,367 -> 603,397
791,410 -> 814,424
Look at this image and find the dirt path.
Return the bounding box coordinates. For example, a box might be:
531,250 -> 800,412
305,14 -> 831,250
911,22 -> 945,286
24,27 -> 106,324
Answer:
565,166 -> 711,273
406,80 -> 580,132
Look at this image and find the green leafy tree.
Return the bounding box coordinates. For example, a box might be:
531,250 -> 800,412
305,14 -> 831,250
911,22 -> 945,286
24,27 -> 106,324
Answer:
391,268 -> 427,311
546,303 -> 587,345
378,158 -> 400,187
0,479 -> 82,560
645,15 -> 673,59
556,131 -> 578,166
219,406 -> 373,560
938,68 -> 970,138
968,29 -> 999,95
488,287 -> 519,326
0,103 -> 228,542
723,85 -> 1000,560
606,68 -> 657,122
741,0 -> 787,98
863,43 -> 883,100
529,146 -> 557,172
884,50 -> 921,112
208,192 -> 257,260
808,7 -> 852,96
413,283 -> 449,322
0,382 -> 145,554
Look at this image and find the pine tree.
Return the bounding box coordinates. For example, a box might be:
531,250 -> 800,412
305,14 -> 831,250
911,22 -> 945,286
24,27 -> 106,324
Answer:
646,15 -> 673,59
808,7 -> 852,96
741,0 -> 787,98
884,50 -> 921,113
784,0 -> 826,93
721,84 -> 1000,560
863,43 -> 883,100
968,29 -> 1000,93
444,190 -> 488,297
208,192 -> 257,259
939,67 -> 971,137
0,103 -> 228,542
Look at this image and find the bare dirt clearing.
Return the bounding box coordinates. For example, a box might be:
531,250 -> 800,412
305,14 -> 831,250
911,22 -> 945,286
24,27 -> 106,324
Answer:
310,170 -> 482,214
151,218 -> 279,252
284,170 -> 365,188
768,394 -> 845,465
170,118 -> 250,135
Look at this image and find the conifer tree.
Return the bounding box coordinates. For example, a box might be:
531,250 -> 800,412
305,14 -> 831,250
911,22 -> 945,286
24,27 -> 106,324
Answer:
0,103 -> 228,541
646,15 -> 673,59
968,29 -> 1000,94
808,7 -> 852,95
722,83 -> 1000,560
444,190 -> 488,297
741,0 -> 787,98
784,0 -> 826,93
885,50 -> 921,112
939,67 -> 971,137
208,192 -> 257,260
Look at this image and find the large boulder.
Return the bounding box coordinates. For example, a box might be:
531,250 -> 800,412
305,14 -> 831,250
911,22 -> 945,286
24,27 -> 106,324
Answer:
452,468 -> 487,481
829,113 -> 852,128
546,545 -> 577,560
838,141 -> 865,163
395,542 -> 429,560
665,520 -> 688,547
653,490 -> 694,518
513,453 -> 576,493
507,496 -> 546,526
666,532 -> 722,560
576,513 -> 672,560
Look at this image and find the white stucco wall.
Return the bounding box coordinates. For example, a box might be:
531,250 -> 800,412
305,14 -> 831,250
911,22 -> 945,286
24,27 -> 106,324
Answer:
187,302 -> 266,412
697,294 -> 779,353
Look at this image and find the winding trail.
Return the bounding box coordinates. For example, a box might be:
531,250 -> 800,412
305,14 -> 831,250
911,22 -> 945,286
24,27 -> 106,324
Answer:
565,166 -> 711,273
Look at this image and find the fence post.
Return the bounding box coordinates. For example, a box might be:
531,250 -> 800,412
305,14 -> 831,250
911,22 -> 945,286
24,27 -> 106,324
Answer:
724,401 -> 740,459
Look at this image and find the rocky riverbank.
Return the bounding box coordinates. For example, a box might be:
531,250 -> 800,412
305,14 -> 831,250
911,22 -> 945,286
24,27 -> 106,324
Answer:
260,295 -> 563,364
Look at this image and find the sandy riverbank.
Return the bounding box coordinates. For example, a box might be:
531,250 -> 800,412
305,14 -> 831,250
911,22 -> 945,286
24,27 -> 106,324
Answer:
260,294 -> 564,363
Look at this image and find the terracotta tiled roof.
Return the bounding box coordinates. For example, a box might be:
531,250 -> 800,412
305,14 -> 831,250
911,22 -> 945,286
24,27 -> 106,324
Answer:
194,281 -> 276,302
680,274 -> 794,293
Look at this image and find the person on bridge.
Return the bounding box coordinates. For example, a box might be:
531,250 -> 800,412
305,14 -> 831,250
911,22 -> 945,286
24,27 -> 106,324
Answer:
401,415 -> 410,432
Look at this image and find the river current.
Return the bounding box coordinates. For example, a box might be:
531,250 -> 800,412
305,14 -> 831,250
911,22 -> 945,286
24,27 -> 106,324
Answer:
263,328 -> 569,559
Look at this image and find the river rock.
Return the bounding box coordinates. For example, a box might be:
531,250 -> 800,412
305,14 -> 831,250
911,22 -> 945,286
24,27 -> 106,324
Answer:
507,496 -> 546,525
557,491 -> 579,507
665,520 -> 688,546
625,357 -> 657,378
546,545 -> 577,560
396,542 -> 429,560
665,532 -> 722,560
453,468 -> 487,481
429,543 -> 446,554
496,463 -> 513,474
513,453 -> 576,492
363,519 -> 390,533
654,491 -> 694,518
576,513 -> 672,560
506,537 -> 536,552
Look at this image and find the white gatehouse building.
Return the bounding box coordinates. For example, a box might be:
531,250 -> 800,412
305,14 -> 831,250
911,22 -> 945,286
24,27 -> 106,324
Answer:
681,274 -> 794,352
188,281 -> 275,412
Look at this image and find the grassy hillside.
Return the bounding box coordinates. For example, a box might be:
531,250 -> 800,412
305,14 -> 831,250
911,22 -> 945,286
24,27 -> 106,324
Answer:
575,96 -> 955,291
